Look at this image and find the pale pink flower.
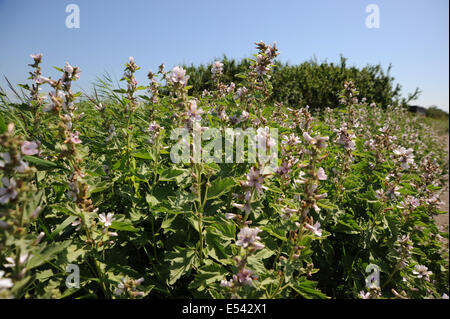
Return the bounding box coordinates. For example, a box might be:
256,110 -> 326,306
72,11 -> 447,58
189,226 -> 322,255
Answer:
99,213 -> 115,228
72,218 -> 82,231
3,253 -> 32,268
168,66 -> 189,86
64,62 -> 74,76
220,279 -> 233,288
240,110 -> 249,122
245,167 -> 265,192
232,202 -> 251,214
359,291 -> 370,299
211,61 -> 223,76
0,177 -> 18,204
68,131 -> 82,144
225,213 -> 237,220
0,152 -> 12,168
236,227 -> 264,250
21,141 -> 39,155
304,222 -> 322,237
30,53 -> 43,63
0,270 -> 13,290
413,265 -> 432,281
317,167 -> 327,181
237,268 -> 254,285
186,100 -> 204,123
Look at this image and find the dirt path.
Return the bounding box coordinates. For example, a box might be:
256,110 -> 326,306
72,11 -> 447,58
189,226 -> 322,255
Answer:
434,134 -> 449,229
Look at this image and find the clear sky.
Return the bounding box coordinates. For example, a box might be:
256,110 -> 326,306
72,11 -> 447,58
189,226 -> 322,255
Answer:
0,0 -> 448,111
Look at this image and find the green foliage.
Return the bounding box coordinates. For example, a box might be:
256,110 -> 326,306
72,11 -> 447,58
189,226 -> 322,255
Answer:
0,43 -> 448,300
183,56 -> 405,110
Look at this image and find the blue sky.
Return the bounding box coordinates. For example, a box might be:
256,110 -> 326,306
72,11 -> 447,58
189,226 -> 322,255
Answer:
0,0 -> 448,111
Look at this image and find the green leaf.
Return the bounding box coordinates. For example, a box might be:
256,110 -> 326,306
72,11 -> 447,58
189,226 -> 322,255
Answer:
110,221 -> 139,232
159,167 -> 186,181
166,246 -> 197,285
28,240 -> 72,270
205,231 -> 230,262
262,225 -> 287,241
207,177 -> 235,200
189,263 -> 227,291
23,155 -> 59,170
291,278 -> 329,299
146,194 -> 160,207
50,216 -> 77,238
132,151 -> 154,161
0,115 -> 6,134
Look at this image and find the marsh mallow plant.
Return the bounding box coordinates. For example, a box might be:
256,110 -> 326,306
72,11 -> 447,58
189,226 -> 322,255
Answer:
0,41 -> 448,299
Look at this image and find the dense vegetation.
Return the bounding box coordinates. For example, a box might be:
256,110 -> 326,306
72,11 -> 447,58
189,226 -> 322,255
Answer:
0,42 -> 448,299
183,55 -> 420,110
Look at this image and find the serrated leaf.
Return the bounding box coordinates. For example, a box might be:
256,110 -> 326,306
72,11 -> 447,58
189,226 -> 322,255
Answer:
207,177 -> 235,200
23,155 -> 59,170
166,247 -> 196,285
291,278 -> 329,299
110,221 -> 139,232
28,240 -> 72,270
159,167 -> 186,181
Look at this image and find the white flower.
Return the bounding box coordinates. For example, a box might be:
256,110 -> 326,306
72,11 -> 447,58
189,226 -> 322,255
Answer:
21,141 -> 39,156
393,147 -> 414,170
303,132 -> 329,148
234,87 -> 248,99
245,167 -> 265,193
0,152 -> 12,168
168,66 -> 189,86
240,110 -> 249,122
442,294 -> 449,299
30,53 -> 43,63
304,222 -> 322,237
236,227 -> 264,250
114,278 -> 126,295
256,127 -> 276,150
0,270 -> 13,290
72,218 -> 82,231
220,279 -> 233,288
280,207 -> 297,219
3,253 -> 32,268
225,213 -> 237,220
67,131 -> 82,144
232,202 -> 251,214
148,121 -> 160,132
359,291 -> 370,299
237,268 -> 254,285
64,62 -> 74,76
186,100 -> 204,123
99,213 -> 115,228
412,265 -> 432,280
211,61 -> 223,76
14,160 -> 30,173
0,177 -> 18,204
317,167 -> 327,181
282,133 -> 300,146
34,232 -> 45,245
